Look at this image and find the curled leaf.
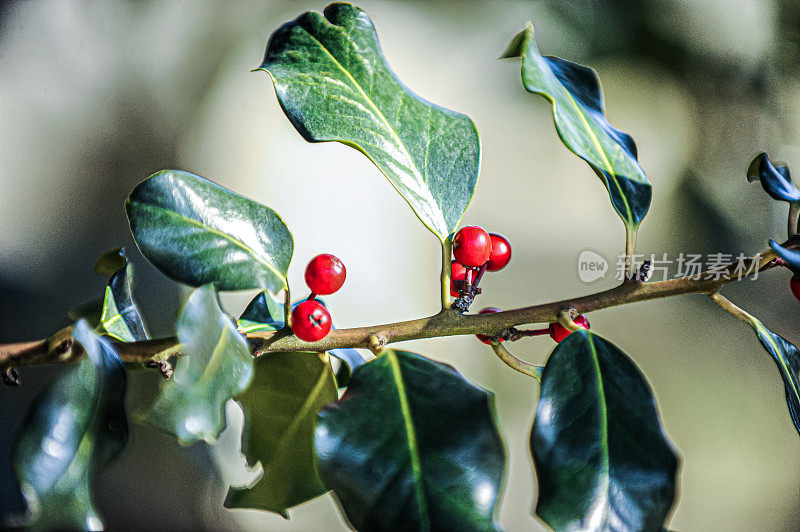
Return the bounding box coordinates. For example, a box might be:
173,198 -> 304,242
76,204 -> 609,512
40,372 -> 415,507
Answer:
747,153 -> 800,203
749,318 -> 800,436
98,249 -> 147,342
770,239 -> 800,276
503,22 -> 652,230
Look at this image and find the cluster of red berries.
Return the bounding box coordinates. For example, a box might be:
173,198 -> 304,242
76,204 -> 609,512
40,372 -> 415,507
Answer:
453,225 -> 591,344
450,226 -> 511,298
291,254 -> 346,342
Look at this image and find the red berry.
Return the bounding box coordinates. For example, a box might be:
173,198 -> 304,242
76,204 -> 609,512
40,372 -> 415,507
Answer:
549,314 -> 590,343
791,277 -> 800,303
487,233 -> 511,272
476,307 -> 503,344
305,254 -> 346,295
453,226 -> 492,267
450,261 -> 467,297
291,300 -> 332,342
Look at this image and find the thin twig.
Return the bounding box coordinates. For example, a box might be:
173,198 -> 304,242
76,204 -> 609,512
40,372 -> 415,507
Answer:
489,340 -> 542,381
709,292 -> 754,324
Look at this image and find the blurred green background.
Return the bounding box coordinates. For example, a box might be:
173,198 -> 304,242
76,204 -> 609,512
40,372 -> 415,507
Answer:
1,1 -> 799,530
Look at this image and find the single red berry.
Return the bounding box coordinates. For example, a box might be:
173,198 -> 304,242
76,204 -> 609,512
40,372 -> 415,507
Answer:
791,276 -> 800,303
453,226 -> 492,267
487,233 -> 511,272
475,307 -> 503,344
305,254 -> 346,295
291,300 -> 332,342
549,314 -> 590,343
450,260 -> 467,297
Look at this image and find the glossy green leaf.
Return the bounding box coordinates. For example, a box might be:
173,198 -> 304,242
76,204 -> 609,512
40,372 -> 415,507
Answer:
504,23 -> 652,229
260,3 -> 480,241
98,249 -> 147,342
532,330 -> 678,531
126,170 -> 293,292
10,321 -> 127,531
238,291 -> 285,333
749,318 -> 800,436
139,285 -> 253,445
225,352 -> 338,516
315,349 -> 506,531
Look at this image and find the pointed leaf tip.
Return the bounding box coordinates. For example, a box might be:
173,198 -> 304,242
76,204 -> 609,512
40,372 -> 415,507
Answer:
749,319 -> 800,436
507,22 -> 652,229
748,153 -> 800,203
770,239 -> 800,275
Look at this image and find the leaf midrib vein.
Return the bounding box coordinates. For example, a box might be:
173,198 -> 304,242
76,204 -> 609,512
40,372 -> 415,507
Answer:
387,352 -> 430,529
587,334 -> 611,524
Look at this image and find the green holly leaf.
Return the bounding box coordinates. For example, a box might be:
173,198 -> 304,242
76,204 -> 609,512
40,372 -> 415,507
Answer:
126,170 -> 293,292
97,249 -> 147,342
138,285 -> 253,445
749,318 -> 800,436
10,321 -> 127,531
532,330 -> 678,531
504,23 -> 652,230
260,3 -> 480,241
225,352 -> 338,517
315,349 -> 506,531
237,291 -> 285,333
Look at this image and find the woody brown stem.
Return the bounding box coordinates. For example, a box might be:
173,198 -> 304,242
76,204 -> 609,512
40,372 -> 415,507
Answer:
1,237 -> 797,372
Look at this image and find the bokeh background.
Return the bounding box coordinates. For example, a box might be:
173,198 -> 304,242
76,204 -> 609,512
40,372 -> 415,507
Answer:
2,1 -> 800,530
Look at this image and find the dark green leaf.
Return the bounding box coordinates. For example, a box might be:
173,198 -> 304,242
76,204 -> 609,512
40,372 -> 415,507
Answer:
98,250 -> 147,342
747,152 -> 800,203
11,321 -> 127,530
749,318 -> 800,436
126,170 -> 293,292
238,291 -> 285,333
260,3 -> 480,240
315,349 -> 506,531
225,352 -> 338,516
503,23 -> 652,229
532,330 -> 678,531
138,285 -> 253,445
